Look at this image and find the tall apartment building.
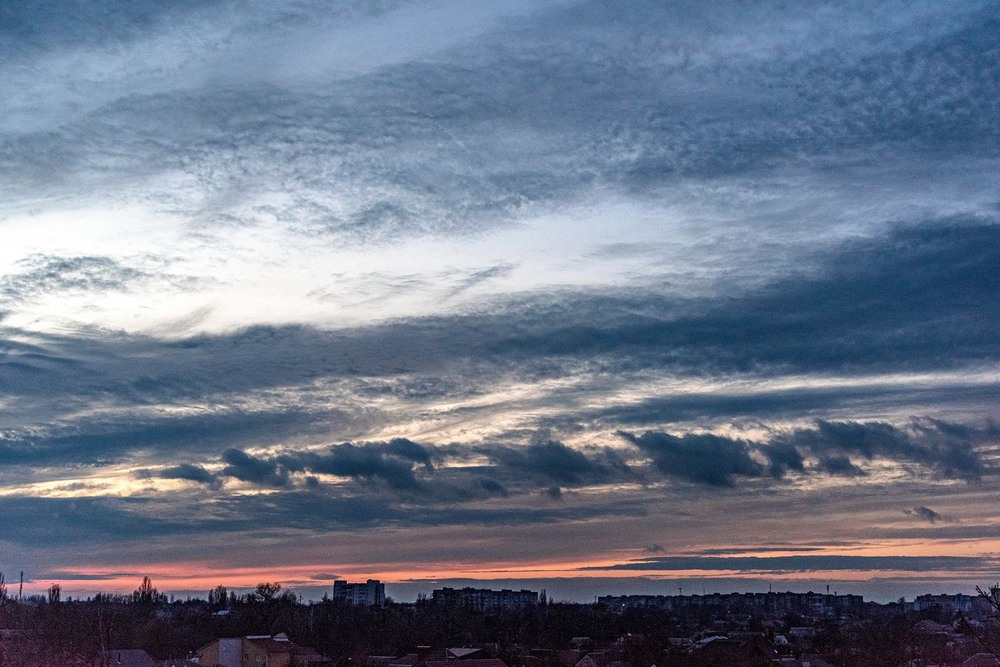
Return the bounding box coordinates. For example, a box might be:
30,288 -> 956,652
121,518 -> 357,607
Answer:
332,579 -> 385,606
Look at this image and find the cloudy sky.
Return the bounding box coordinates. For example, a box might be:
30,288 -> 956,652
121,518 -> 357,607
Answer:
1,0 -> 998,603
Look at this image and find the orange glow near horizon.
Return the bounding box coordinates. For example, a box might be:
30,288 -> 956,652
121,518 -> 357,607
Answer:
24,536 -> 999,599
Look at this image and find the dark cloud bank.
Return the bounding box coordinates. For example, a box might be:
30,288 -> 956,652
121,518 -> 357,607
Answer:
125,417 -> 993,522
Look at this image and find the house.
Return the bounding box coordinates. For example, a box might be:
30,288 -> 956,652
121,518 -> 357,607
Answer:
197,638 -> 242,667
196,634 -> 327,667
552,649 -> 581,667
574,652 -> 609,667
683,635 -> 781,667
387,654 -> 420,667
447,648 -> 485,660
245,636 -> 298,667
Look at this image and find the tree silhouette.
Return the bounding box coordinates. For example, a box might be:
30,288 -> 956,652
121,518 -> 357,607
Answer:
133,576 -> 159,605
248,582 -> 295,633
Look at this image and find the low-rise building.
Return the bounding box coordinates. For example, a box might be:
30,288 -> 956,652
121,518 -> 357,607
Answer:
196,634 -> 326,667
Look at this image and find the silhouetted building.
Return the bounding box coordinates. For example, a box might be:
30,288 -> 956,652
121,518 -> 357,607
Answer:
431,587 -> 538,612
598,590 -> 863,616
912,593 -> 987,614
333,579 -> 385,606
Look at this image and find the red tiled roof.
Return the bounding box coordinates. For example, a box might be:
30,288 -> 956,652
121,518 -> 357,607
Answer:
247,636 -> 296,653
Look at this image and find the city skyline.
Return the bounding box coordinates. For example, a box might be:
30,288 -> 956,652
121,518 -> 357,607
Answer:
1,1 -> 998,603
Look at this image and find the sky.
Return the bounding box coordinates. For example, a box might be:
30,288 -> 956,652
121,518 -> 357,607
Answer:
1,0 -> 998,604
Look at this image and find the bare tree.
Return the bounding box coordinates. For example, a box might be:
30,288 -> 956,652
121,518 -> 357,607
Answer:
208,585 -> 228,607
977,583 -> 1000,615
253,582 -> 282,603
248,582 -> 294,634
958,583 -> 1000,658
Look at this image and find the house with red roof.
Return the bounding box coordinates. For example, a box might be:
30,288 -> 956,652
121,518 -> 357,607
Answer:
196,634 -> 327,667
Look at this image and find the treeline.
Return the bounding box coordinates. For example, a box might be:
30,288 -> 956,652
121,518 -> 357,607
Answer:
0,578 -> 998,666
0,581 -> 671,664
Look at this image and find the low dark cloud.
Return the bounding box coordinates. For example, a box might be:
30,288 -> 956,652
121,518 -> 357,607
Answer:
581,554 -> 996,573
788,419 -> 988,480
617,431 -> 764,487
157,463 -> 219,486
814,454 -> 866,477
275,439 -> 434,490
221,449 -> 289,487
477,478 -> 508,497
692,547 -> 831,555
617,418 -> 992,486
904,506 -> 951,524
215,438 -> 628,496
483,440 -> 631,487
763,440 -> 806,478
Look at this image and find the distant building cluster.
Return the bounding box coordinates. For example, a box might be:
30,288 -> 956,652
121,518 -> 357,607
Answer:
910,591 -> 999,615
598,590 -> 864,616
431,587 -> 539,612
333,579 -> 385,606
